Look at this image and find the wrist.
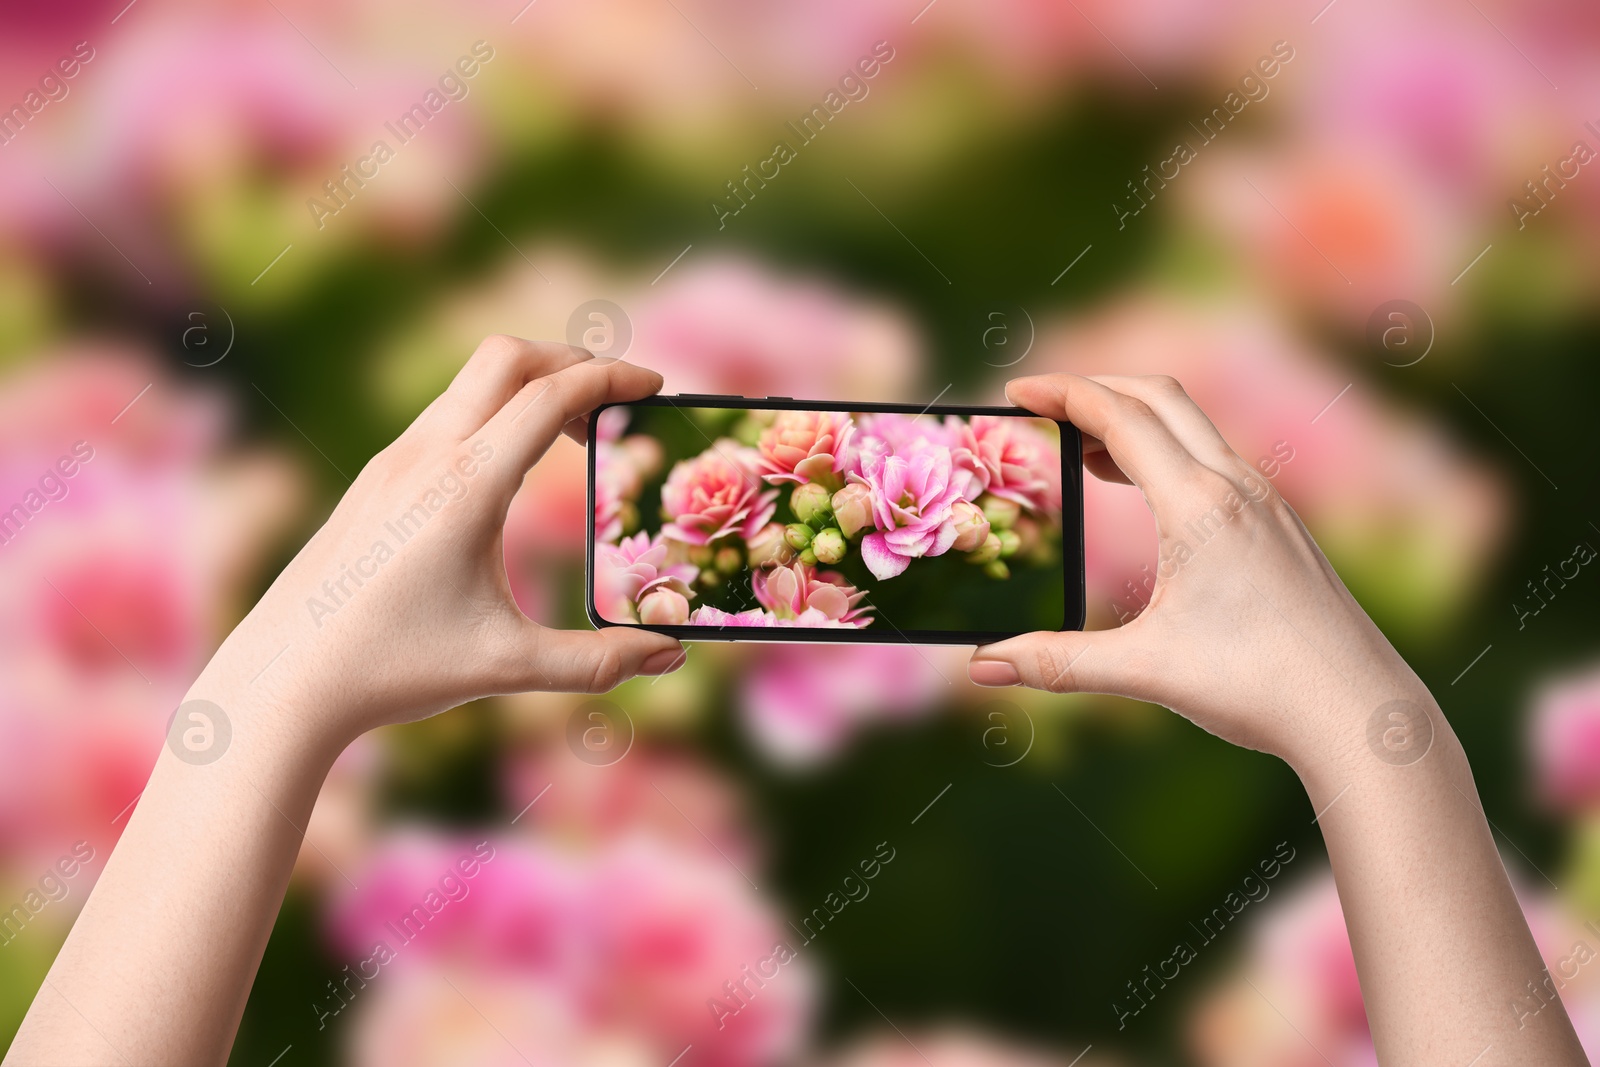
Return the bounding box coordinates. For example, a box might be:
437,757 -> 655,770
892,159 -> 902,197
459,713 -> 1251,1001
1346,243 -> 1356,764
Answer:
178,648 -> 354,780
1280,676 -> 1458,799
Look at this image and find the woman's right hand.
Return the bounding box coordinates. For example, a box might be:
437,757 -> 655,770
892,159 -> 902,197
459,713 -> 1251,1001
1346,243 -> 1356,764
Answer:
968,373 -> 1439,778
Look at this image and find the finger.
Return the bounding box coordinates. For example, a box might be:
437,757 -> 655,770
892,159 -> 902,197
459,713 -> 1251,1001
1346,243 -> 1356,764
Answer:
561,413 -> 592,447
1006,374 -> 1206,506
1080,432 -> 1135,486
510,624 -> 685,693
1086,375 -> 1241,472
968,628 -> 1153,703
429,335 -> 595,439
476,358 -> 664,494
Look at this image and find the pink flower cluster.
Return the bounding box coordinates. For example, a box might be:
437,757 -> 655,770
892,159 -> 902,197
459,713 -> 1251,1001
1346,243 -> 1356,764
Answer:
593,408 -> 1061,629
832,412 -> 1059,581
593,531 -> 700,626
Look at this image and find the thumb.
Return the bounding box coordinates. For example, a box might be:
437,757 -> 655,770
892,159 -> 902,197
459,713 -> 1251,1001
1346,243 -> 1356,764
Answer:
514,624 -> 686,693
969,627 -> 1151,700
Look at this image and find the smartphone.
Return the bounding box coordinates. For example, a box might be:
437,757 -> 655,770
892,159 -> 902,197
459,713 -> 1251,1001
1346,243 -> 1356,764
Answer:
585,394 -> 1084,644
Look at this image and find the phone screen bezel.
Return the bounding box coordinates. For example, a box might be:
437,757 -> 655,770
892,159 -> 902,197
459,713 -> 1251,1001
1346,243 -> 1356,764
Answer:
585,394 -> 1085,645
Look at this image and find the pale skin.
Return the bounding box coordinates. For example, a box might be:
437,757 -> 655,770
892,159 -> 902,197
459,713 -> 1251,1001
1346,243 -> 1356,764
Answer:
3,358 -> 1584,1065
969,374 -> 1589,1066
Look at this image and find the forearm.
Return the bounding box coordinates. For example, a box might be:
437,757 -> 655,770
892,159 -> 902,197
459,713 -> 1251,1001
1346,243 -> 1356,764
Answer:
1298,698 -> 1586,1065
5,674 -> 342,1065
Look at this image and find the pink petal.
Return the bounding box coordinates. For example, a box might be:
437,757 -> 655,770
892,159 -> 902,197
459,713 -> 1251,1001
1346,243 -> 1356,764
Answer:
793,454 -> 836,484
806,584 -> 849,620
881,456 -> 908,503
928,519 -> 959,557
861,532 -> 910,580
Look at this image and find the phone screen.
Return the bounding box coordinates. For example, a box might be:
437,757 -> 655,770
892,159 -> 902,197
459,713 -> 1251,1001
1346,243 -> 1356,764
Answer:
587,397 -> 1083,643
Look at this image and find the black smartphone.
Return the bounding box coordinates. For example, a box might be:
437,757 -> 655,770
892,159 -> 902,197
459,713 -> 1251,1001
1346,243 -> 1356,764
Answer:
585,394 -> 1084,644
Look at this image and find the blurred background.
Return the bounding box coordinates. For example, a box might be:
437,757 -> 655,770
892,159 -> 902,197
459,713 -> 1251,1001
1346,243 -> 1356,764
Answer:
1,0 -> 1598,1063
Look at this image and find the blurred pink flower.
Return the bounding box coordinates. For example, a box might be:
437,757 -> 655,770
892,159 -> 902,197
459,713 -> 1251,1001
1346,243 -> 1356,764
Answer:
742,645 -> 947,765
1186,148 -> 1466,329
1190,869 -> 1577,1067
661,443 -> 779,547
630,257 -> 921,401
1532,664 -> 1600,810
1189,876 -> 1370,1067
594,531 -> 698,624
502,747 -> 760,872
1,16 -> 494,284
0,347 -> 299,864
584,838 -> 815,1067
328,833 -> 554,974
333,831 -> 813,1067
758,411 -> 856,488
344,968 -> 606,1067
752,561 -> 872,627
853,447 -> 964,581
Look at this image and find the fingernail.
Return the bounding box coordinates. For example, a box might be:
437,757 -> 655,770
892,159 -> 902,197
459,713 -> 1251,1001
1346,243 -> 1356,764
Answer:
969,659 -> 1020,687
640,648 -> 686,675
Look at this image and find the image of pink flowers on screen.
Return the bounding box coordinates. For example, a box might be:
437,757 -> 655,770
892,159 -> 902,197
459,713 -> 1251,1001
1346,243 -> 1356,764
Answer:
592,405 -> 1064,631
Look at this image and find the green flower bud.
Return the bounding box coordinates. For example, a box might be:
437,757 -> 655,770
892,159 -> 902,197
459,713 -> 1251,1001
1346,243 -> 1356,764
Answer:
688,544 -> 714,568
784,523 -> 814,550
714,545 -> 743,574
791,482 -> 833,525
979,493 -> 1022,530
798,545 -> 818,566
983,559 -> 1011,580
966,532 -> 1002,565
996,529 -> 1021,558
811,528 -> 847,565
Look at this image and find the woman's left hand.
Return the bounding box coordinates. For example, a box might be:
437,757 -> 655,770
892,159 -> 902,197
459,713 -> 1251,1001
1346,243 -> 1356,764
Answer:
195,334 -> 685,750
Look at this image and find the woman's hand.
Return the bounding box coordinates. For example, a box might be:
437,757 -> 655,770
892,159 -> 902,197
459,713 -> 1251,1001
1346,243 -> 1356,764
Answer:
968,372 -> 1428,777
970,373 -> 1588,1066
198,335 -> 685,749
3,336 -> 688,1066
